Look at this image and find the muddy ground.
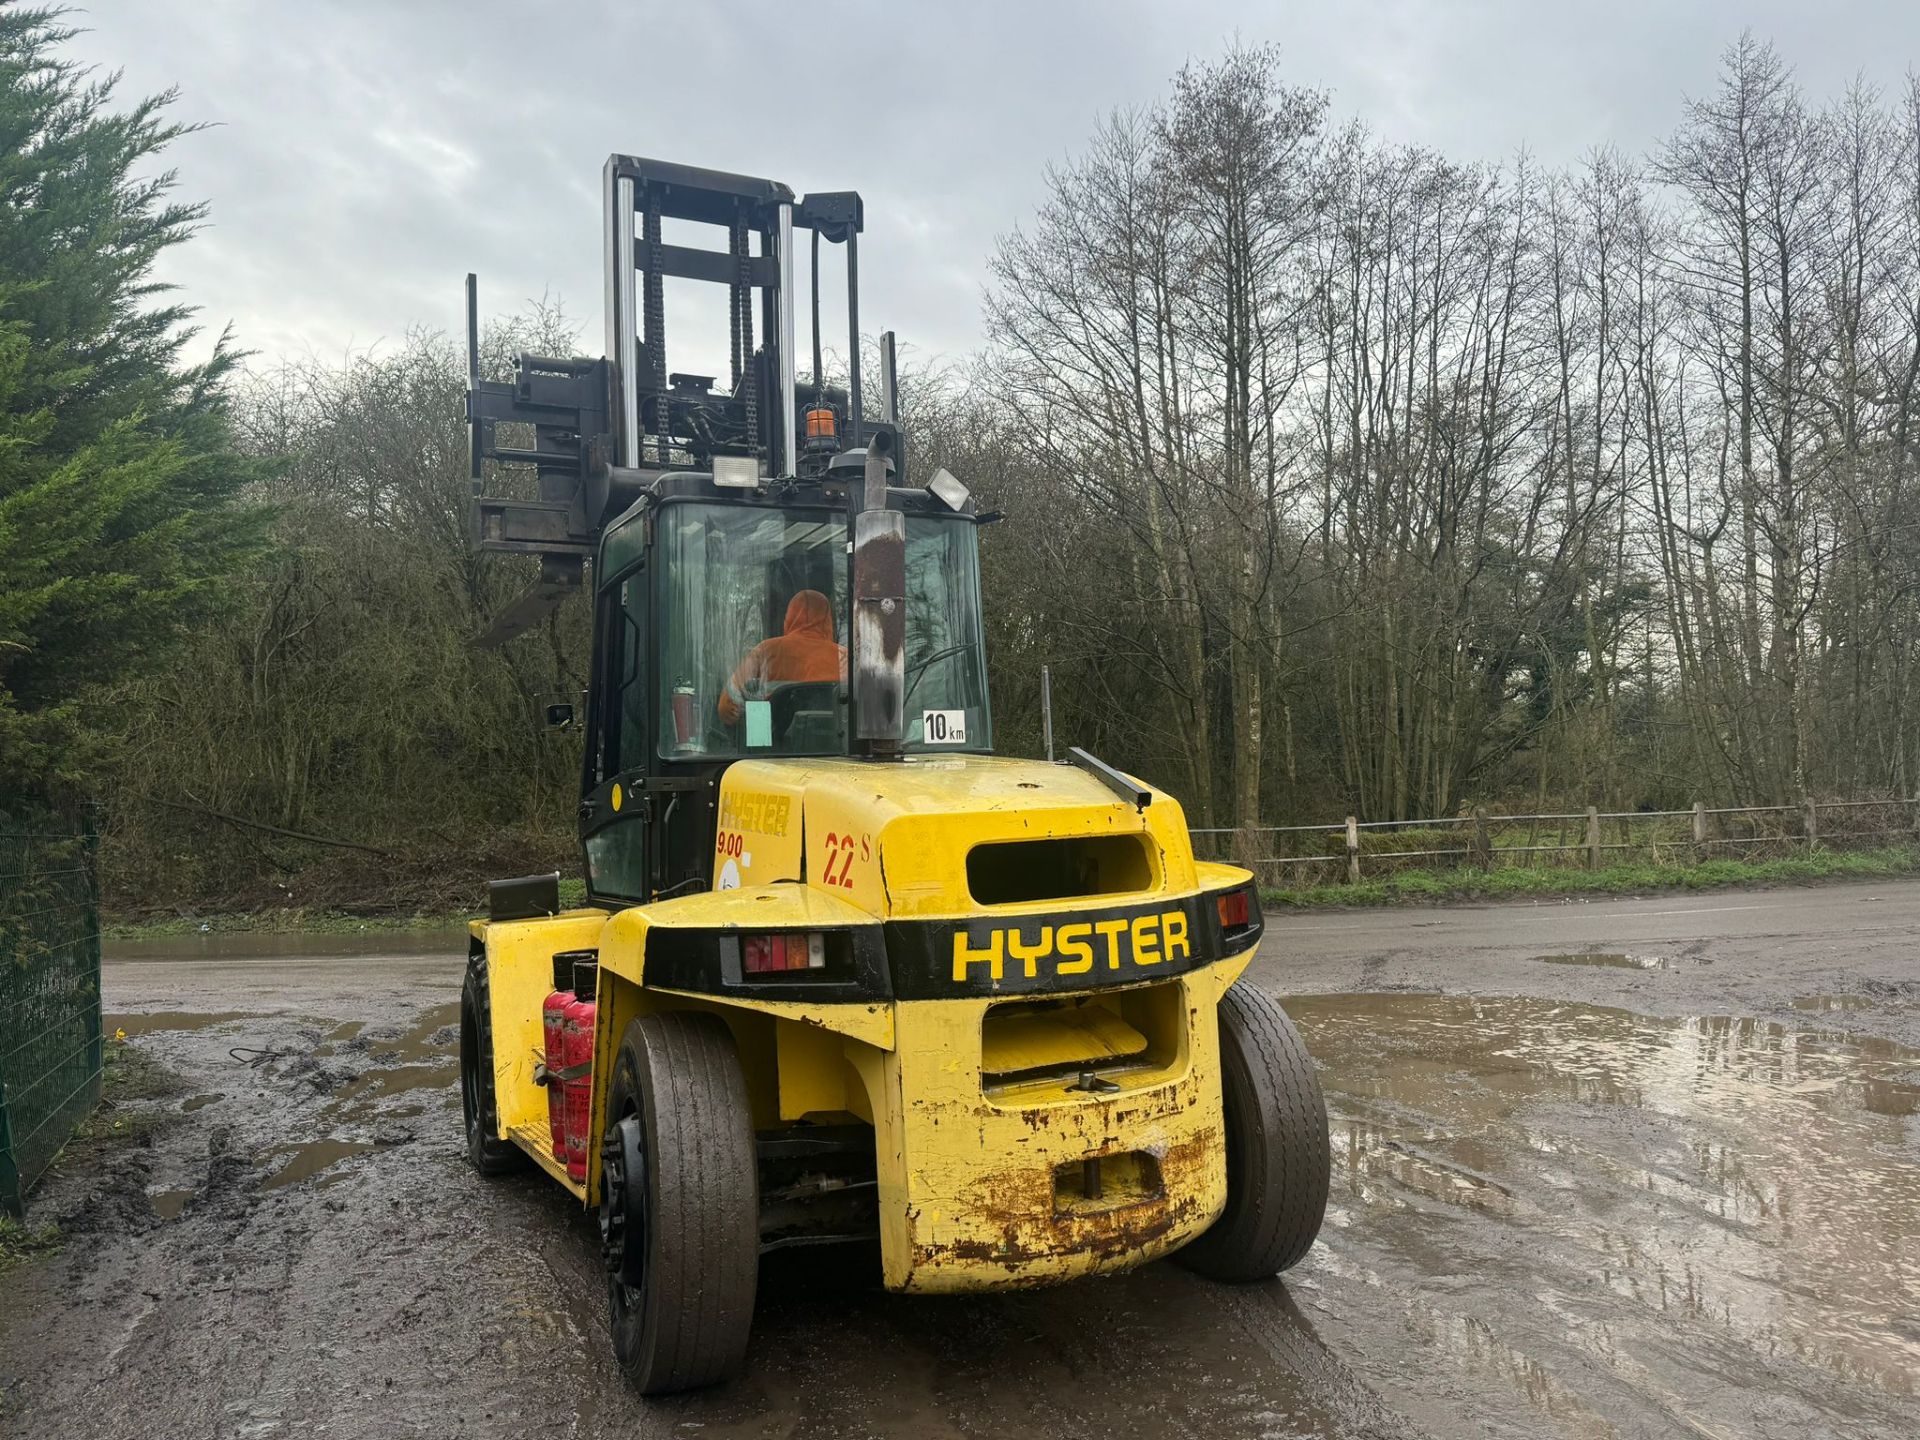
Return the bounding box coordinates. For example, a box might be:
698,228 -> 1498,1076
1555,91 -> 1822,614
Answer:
2,883 -> 1916,1439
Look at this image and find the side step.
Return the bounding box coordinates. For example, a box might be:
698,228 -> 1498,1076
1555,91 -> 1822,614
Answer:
509,1123 -> 587,1201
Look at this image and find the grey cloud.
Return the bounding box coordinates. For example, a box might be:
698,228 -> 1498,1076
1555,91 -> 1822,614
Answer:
61,0 -> 1920,372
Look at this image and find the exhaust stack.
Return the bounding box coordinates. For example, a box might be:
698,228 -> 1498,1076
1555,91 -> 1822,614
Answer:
853,430 -> 904,755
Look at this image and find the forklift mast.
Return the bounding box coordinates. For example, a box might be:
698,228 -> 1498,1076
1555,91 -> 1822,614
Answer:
465,155 -> 900,647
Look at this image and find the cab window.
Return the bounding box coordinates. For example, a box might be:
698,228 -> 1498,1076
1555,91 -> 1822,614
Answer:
656,503 -> 850,758
901,517 -> 992,752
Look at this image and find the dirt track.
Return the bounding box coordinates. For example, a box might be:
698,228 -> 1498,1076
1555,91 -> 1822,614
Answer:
3,882 -> 1917,1439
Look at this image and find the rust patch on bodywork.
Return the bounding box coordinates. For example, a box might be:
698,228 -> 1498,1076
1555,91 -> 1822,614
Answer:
880,982 -> 1229,1293
907,1129 -> 1217,1286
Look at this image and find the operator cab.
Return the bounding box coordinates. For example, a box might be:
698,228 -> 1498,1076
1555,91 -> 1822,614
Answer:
597,481 -> 990,763
578,472 -> 993,901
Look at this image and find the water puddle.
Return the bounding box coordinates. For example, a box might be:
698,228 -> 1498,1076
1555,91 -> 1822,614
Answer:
257,1140 -> 381,1191
332,1061 -> 457,1103
1861,1079 -> 1918,1117
1535,951 -> 1669,970
1290,993 -> 1920,1405
362,1001 -> 461,1064
312,1019 -> 369,1057
320,1001 -> 462,1105
1395,1293 -> 1622,1439
148,1188 -> 194,1221
109,1010 -> 266,1037
1340,1122 -> 1517,1217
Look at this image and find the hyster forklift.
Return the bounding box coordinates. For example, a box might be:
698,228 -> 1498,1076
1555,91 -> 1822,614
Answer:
458,154 -> 1331,1394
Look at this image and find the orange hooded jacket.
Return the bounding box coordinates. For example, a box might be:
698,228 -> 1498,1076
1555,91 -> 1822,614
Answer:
717,589 -> 847,724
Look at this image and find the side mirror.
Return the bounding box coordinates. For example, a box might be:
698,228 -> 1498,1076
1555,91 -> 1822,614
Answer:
545,702 -> 576,730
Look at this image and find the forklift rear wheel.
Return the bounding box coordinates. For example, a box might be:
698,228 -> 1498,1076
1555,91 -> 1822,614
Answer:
1178,982 -> 1330,1281
600,1011 -> 759,1395
460,956 -> 527,1176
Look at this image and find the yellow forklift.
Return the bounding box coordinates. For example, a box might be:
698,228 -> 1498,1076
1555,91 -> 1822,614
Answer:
458,155 -> 1329,1394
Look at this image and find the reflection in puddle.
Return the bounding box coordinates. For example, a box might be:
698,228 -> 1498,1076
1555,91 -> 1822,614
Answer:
1794,993 -> 1873,1012
1535,952 -> 1668,970
1861,1079 -> 1919,1117
1290,993 -> 1920,1406
1337,1123 -> 1516,1217
257,1140 -> 380,1190
1403,1302 -> 1618,1439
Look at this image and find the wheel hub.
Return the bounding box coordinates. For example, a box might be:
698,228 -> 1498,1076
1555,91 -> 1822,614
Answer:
600,1113 -> 648,1290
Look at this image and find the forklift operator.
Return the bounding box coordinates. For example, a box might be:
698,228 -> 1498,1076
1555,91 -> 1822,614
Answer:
717,589 -> 847,725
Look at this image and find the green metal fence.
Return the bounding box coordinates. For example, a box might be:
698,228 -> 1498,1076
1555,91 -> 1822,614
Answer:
0,804 -> 103,1217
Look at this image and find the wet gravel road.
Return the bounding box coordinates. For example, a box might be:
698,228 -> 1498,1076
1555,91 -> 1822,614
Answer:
2,882 -> 1917,1439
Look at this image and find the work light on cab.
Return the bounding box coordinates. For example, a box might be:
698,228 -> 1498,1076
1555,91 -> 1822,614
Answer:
710,454 -> 760,488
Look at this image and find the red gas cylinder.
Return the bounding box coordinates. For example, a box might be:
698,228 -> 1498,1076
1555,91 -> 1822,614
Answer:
561,994 -> 597,1183
542,989 -> 572,1162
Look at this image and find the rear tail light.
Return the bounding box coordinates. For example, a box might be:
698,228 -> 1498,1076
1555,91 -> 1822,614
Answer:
742,931 -> 827,974
1216,889 -> 1251,929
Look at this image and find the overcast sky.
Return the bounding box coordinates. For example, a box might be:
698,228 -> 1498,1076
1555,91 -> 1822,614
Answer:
61,0 -> 1920,380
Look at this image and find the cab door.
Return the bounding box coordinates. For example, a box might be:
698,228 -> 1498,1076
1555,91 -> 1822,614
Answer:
581,563 -> 651,902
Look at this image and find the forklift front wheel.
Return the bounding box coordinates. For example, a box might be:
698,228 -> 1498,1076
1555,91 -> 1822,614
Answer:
460,956 -> 528,1176
600,1011 -> 759,1395
1178,982 -> 1330,1281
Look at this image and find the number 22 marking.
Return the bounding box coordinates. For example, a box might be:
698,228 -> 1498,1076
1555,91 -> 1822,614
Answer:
821,831 -> 857,889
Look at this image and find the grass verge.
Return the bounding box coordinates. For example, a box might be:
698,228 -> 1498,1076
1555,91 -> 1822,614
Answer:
0,1215 -> 61,1273
1,1043 -> 174,1268
102,909 -> 473,940
1262,845 -> 1920,908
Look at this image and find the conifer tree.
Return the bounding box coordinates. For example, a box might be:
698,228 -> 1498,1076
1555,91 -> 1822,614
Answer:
0,5 -> 255,794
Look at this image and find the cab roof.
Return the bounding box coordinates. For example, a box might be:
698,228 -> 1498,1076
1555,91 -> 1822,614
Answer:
598,471 -> 976,581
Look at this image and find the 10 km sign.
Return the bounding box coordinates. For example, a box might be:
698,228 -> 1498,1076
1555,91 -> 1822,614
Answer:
922,709 -> 967,744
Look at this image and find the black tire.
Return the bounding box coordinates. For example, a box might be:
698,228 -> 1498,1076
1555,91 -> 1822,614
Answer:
1177,982 -> 1330,1281
460,954 -> 527,1176
599,1011 -> 759,1395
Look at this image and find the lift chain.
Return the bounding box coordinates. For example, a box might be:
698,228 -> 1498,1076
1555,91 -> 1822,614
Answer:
728,218 -> 743,391
643,190 -> 667,464
733,212 -> 756,451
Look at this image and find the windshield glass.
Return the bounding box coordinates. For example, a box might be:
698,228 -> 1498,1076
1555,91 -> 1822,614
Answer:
901,516 -> 992,752
658,504 -> 850,757
656,502 -> 991,758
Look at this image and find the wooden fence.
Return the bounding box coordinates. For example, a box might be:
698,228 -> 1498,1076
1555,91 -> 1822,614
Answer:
1189,797 -> 1920,892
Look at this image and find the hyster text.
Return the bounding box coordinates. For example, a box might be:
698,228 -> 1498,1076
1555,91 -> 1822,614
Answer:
951,912 -> 1191,982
